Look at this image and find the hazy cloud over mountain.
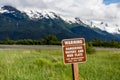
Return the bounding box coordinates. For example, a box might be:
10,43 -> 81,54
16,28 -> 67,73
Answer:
0,0 -> 120,25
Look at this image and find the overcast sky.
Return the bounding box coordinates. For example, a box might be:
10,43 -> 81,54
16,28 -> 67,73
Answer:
0,0 -> 120,25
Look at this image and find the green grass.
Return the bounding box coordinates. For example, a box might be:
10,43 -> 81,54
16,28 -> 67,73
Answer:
0,49 -> 120,80
79,50 -> 120,80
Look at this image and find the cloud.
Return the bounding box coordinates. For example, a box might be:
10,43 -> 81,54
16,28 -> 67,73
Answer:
0,0 -> 47,9
0,0 -> 120,25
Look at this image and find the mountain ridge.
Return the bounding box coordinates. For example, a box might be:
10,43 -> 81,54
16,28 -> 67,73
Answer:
0,5 -> 120,41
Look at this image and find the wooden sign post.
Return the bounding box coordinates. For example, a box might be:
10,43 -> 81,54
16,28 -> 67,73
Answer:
72,63 -> 79,80
62,38 -> 86,80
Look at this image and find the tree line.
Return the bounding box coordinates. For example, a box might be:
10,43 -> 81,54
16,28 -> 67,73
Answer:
0,35 -> 120,48
88,39 -> 120,48
0,35 -> 61,45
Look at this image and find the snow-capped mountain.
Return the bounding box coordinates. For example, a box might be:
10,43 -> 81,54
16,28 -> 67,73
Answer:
1,5 -> 119,34
22,9 -> 120,34
0,5 -> 120,41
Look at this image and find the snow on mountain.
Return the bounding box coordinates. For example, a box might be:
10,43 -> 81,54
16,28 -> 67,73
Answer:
60,16 -> 76,23
1,5 -> 18,14
0,7 -> 8,13
80,19 -> 120,34
23,9 -> 60,19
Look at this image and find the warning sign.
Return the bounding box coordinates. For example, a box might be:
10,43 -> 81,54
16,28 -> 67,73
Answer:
62,38 -> 86,64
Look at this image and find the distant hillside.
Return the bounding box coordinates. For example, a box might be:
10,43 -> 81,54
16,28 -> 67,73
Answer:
0,5 -> 120,41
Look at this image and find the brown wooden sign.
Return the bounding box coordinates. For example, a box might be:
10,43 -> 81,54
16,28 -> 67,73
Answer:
62,38 -> 86,64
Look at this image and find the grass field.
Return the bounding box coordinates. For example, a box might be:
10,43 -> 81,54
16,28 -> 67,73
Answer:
0,48 -> 120,80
